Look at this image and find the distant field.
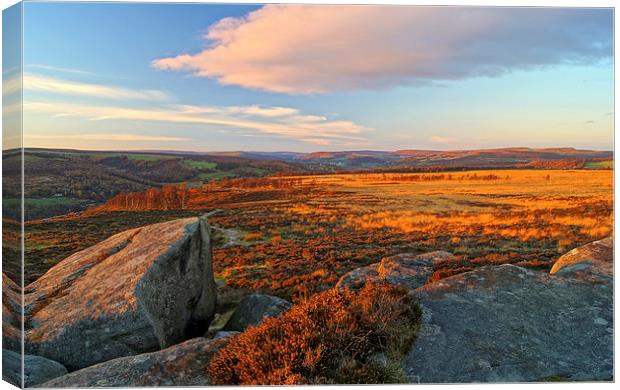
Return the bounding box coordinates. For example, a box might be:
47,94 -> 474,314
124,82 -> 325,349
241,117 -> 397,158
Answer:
18,169 -> 613,299
2,149 -> 305,220
585,160 -> 613,169
183,160 -> 218,170
2,197 -> 94,221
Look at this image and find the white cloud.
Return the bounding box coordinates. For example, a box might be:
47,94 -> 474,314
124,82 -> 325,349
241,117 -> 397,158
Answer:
301,138 -> 332,146
25,64 -> 98,76
430,135 -> 457,144
3,73 -> 21,96
24,101 -> 369,146
152,6 -> 611,94
23,73 -> 171,101
27,133 -> 191,142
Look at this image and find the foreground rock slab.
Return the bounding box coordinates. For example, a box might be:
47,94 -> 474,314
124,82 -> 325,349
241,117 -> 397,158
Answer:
550,236 -> 612,279
336,251 -> 454,291
405,264 -> 613,383
3,349 -> 68,388
41,337 -> 228,387
20,217 -> 216,370
2,273 -> 21,353
223,294 -> 292,332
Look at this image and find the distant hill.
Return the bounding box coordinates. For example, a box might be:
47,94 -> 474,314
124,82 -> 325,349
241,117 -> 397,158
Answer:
2,147 -> 612,220
2,148 -> 306,220
226,147 -> 612,170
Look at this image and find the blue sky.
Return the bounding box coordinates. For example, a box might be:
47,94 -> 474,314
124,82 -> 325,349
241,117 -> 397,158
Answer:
5,2 -> 614,152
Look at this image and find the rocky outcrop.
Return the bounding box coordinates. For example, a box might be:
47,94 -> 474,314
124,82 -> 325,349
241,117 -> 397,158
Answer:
550,236 -> 612,279
3,349 -> 68,387
2,272 -> 22,353
223,294 -> 292,332
336,251 -> 454,291
17,216 -> 216,370
405,263 -> 613,382
41,337 -> 228,387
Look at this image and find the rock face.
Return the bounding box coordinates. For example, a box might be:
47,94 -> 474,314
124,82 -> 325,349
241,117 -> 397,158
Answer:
405,263 -> 613,383
2,273 -> 22,353
18,216 -> 216,370
3,349 -> 68,387
550,236 -> 612,278
336,251 -> 454,291
223,294 -> 292,332
41,337 -> 228,387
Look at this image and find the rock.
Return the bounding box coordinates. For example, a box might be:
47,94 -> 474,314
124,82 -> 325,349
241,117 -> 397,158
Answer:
206,310 -> 235,335
213,331 -> 239,339
40,337 -> 227,387
405,264 -> 613,383
336,251 -> 454,290
335,263 -> 380,291
223,294 -> 291,332
2,273 -> 22,353
3,349 -> 68,387
19,216 -> 216,370
550,237 -> 612,279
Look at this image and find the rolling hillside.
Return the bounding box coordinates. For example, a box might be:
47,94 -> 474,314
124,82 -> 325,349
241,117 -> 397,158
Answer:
2,148 -> 306,220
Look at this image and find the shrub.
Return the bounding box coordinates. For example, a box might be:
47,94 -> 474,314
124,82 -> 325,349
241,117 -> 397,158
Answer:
208,283 -> 421,385
242,232 -> 263,241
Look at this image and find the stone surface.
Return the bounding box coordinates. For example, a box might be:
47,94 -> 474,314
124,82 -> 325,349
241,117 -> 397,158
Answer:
550,236 -> 612,279
223,294 -> 292,332
3,349 -> 68,388
213,331 -> 240,340
336,251 -> 454,290
2,272 -> 22,353
405,264 -> 613,383
41,337 -> 227,387
17,216 -> 216,370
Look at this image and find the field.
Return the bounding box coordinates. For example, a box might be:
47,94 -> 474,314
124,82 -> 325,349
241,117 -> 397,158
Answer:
1,149 -> 305,220
16,169 -> 613,300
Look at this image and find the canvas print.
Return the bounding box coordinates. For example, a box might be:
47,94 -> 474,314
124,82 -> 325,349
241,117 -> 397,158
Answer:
1,1 -> 614,387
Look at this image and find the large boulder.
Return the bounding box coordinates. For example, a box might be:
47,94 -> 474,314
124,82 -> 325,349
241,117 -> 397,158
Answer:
3,349 -> 68,387
2,273 -> 21,353
336,251 -> 454,291
40,337 -> 228,387
18,216 -> 216,370
550,236 -> 612,279
223,294 -> 291,332
405,263 -> 613,383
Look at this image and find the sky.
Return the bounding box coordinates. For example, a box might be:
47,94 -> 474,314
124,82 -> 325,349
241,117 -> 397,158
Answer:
2,2 -> 614,152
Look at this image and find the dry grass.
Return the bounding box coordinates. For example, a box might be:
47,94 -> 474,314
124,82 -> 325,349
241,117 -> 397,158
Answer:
208,283 -> 420,385
23,169 -> 613,299
212,170 -> 611,299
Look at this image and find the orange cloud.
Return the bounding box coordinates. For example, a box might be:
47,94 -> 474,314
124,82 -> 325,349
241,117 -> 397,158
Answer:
152,5 -> 611,94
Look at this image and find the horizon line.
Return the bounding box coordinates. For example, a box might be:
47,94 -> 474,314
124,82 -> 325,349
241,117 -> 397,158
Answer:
4,145 -> 614,154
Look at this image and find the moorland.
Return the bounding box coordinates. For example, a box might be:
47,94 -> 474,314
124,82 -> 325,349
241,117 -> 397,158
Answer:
3,147 -> 612,295
1,146 -> 614,385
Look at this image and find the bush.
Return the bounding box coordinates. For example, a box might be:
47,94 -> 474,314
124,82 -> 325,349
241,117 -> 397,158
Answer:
208,283 -> 421,385
242,232 -> 263,241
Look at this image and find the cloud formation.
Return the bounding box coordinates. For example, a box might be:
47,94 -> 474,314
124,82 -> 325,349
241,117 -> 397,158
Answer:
24,73 -> 170,101
152,6 -> 612,94
28,133 -> 191,142
430,135 -> 457,144
24,101 -> 368,146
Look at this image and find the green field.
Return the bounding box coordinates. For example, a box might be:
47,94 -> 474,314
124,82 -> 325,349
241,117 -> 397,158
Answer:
183,160 -> 218,170
585,160 -> 613,169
